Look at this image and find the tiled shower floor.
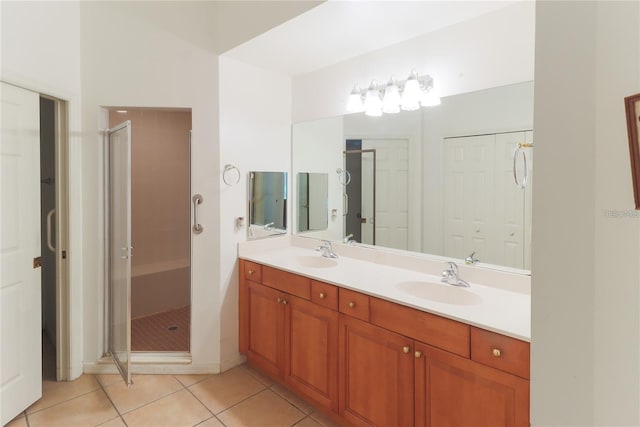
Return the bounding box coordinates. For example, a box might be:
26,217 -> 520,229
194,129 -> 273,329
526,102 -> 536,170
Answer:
131,305 -> 190,352
6,366 -> 341,427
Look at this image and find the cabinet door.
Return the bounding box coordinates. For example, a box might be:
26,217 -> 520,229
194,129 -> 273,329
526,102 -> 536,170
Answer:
339,315 -> 414,427
415,341 -> 529,427
246,280 -> 285,379
285,295 -> 338,411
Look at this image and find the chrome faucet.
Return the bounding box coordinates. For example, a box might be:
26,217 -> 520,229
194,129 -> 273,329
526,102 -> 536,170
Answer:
441,261 -> 470,287
263,222 -> 275,230
343,233 -> 355,244
465,251 -> 480,265
315,240 -> 338,259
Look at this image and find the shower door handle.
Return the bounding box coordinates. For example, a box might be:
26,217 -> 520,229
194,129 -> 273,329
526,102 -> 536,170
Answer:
192,194 -> 204,234
46,208 -> 55,252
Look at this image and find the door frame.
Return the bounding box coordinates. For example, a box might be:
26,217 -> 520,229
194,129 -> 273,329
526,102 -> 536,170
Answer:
45,94 -> 71,381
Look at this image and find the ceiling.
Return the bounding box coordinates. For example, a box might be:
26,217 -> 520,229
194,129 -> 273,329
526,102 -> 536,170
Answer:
222,1 -> 516,76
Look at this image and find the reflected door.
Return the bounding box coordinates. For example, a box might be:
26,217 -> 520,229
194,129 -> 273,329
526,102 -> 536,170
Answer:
108,121 -> 132,385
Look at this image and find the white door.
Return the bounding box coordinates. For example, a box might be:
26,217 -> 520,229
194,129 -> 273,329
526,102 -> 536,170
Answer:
443,134 -> 495,262
1,82 -> 42,424
363,139 -> 409,250
495,131 -> 527,269
107,121 -> 132,385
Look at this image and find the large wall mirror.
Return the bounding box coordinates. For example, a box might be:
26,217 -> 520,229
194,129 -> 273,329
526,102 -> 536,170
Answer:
292,81 -> 534,272
248,171 -> 288,239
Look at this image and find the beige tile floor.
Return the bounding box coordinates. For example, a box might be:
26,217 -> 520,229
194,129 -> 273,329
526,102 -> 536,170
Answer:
6,365 -> 342,427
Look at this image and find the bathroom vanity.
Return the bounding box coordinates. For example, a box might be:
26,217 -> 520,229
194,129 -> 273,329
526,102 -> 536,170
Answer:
238,237 -> 530,427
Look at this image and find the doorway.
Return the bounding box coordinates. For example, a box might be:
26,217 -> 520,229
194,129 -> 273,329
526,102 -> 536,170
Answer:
106,108 -> 192,362
39,95 -> 70,383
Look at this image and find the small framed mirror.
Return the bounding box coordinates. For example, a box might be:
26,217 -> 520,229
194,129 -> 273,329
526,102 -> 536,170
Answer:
248,171 -> 288,239
297,172 -> 329,232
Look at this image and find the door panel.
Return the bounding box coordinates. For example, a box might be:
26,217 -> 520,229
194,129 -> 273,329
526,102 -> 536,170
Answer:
1,82 -> 42,424
285,295 -> 338,411
415,341 -> 529,427
339,315 -> 414,427
108,121 -> 132,385
246,281 -> 284,379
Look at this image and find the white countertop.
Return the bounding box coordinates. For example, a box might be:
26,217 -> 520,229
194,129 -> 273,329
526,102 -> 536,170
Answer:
238,236 -> 531,342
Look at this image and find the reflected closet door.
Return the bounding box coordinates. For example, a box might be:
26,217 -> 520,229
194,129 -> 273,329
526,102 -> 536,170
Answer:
108,120 -> 132,385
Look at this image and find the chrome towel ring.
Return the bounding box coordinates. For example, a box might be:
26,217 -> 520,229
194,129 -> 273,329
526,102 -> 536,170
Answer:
223,164 -> 241,186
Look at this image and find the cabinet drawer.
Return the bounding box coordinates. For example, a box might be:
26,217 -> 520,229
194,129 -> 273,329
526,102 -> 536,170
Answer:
243,260 -> 262,283
370,297 -> 470,357
262,266 -> 311,300
311,280 -> 338,311
339,288 -> 370,321
471,327 -> 530,379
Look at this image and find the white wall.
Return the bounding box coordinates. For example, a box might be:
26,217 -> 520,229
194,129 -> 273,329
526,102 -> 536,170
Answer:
79,1 -> 221,370
292,1 -> 534,122
1,0 -> 84,379
531,1 -> 640,425
218,56 -> 292,367
292,116 -> 344,241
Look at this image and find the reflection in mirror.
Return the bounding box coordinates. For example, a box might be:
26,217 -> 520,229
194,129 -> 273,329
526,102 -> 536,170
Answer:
248,171 -> 287,239
292,81 -> 534,272
297,173 -> 329,232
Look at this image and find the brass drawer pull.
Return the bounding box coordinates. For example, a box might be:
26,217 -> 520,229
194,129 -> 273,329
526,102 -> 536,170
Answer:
402,346 -> 410,354
492,348 -> 502,358
248,269 -> 254,275
415,351 -> 422,359
319,292 -> 326,299
277,297 -> 283,303
348,301 -> 356,308
282,299 -> 288,305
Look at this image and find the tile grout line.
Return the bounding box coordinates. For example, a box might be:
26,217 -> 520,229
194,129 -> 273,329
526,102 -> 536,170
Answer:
111,382 -> 188,418
95,374 -> 128,426
25,382 -> 103,416
177,377 -> 227,427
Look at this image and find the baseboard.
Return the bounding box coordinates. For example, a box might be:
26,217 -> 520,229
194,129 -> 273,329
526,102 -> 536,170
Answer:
84,353 -> 246,375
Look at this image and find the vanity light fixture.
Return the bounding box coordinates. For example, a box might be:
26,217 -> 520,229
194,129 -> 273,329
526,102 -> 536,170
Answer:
346,70 -> 441,116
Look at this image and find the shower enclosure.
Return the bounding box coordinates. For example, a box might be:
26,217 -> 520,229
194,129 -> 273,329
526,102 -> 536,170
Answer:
106,108 -> 192,382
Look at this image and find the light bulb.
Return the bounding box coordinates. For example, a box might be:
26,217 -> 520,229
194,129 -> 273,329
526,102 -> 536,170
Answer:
364,82 -> 382,117
346,86 -> 364,113
382,80 -> 401,114
400,72 -> 421,111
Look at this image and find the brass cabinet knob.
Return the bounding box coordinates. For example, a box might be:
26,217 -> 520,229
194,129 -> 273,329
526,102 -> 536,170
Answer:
348,301 -> 356,308
415,351 -> 422,359
492,348 -> 502,357
248,269 -> 254,275
319,292 -> 326,299
282,299 -> 288,305
277,297 -> 283,303
402,346 -> 410,354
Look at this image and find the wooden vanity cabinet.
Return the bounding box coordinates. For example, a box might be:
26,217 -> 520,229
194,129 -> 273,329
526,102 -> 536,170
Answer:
239,260 -> 339,412
239,260 -> 530,427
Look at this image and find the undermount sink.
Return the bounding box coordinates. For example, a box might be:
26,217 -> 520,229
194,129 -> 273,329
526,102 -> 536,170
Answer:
395,281 -> 483,305
295,255 -> 338,268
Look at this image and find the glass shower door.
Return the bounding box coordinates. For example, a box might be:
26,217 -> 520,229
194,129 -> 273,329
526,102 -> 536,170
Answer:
108,120 -> 132,385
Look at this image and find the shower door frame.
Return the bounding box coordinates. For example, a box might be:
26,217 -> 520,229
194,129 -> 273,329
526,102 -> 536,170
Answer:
102,110 -> 194,378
